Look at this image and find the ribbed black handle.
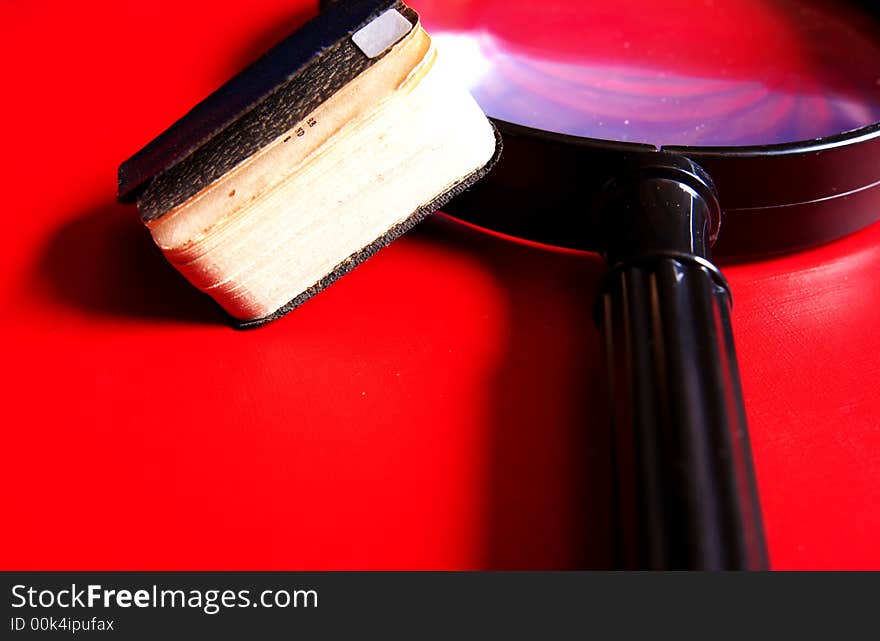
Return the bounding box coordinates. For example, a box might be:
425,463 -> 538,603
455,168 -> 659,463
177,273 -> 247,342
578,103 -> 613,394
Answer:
598,156 -> 768,570
600,256 -> 767,569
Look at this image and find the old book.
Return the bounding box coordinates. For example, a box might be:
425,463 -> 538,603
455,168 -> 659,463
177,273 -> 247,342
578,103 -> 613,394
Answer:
117,0 -> 499,326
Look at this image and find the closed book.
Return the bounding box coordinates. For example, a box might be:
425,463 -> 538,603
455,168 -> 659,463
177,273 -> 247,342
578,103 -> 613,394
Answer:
118,0 -> 500,326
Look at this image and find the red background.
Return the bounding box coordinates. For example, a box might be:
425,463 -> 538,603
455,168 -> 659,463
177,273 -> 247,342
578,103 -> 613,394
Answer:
2,0 -> 879,570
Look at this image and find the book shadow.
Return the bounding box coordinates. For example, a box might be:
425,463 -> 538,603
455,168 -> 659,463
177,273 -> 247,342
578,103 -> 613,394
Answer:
38,202 -> 225,325
414,217 -> 616,569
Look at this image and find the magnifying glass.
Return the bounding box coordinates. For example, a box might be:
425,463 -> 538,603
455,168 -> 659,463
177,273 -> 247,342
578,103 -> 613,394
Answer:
407,0 -> 880,571
322,0 -> 880,569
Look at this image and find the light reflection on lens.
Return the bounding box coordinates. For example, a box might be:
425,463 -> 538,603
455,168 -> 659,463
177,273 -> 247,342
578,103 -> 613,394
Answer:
417,0 -> 880,146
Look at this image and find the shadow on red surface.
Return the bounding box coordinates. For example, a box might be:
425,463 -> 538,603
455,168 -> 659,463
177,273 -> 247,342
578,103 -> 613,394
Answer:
39,203 -> 225,325
412,219 -> 615,568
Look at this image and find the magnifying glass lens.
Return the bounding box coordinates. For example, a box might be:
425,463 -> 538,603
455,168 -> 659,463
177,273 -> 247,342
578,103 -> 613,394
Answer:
417,0 -> 880,146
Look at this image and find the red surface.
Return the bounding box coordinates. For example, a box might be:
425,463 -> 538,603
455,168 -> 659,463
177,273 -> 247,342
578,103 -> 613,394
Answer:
1,0 -> 879,570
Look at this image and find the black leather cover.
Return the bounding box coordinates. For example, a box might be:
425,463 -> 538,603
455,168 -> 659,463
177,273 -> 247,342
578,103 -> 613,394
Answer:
117,0 -> 401,212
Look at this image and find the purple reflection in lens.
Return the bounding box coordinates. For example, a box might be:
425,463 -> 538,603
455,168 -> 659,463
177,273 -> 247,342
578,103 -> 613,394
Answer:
416,0 -> 880,146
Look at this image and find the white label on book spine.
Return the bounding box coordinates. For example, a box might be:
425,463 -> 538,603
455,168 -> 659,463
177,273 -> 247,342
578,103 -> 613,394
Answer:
352,9 -> 413,58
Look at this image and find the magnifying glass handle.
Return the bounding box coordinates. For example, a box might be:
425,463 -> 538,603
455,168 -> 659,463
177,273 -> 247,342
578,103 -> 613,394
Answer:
597,157 -> 768,570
